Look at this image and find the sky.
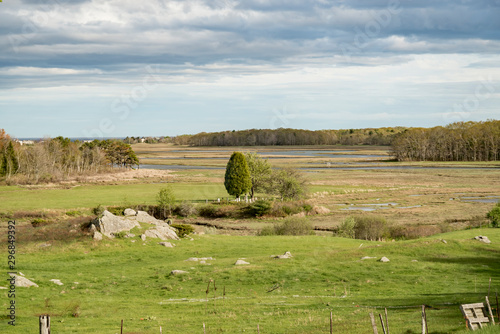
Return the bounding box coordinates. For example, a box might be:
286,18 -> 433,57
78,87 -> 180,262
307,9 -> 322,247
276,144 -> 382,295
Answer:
1,0 -> 500,138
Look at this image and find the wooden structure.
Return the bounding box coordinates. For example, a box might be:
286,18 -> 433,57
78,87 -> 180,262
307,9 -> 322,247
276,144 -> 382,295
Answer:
460,299 -> 495,330
39,315 -> 50,334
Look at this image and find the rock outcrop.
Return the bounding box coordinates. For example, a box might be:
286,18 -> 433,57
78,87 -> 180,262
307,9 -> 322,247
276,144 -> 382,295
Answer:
90,210 -> 179,240
92,210 -> 140,238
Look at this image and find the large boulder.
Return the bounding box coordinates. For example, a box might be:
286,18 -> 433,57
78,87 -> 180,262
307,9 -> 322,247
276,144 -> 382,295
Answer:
92,210 -> 140,238
144,225 -> 180,240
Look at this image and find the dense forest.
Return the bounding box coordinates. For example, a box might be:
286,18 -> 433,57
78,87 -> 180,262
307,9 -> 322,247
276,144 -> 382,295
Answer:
391,120 -> 500,161
0,131 -> 138,183
125,127 -> 405,146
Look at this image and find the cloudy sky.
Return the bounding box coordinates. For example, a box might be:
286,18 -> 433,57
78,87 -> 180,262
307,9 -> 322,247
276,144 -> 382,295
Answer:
1,0 -> 499,138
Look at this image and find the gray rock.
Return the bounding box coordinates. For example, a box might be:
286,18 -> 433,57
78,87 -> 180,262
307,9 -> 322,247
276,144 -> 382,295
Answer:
124,208 -> 137,216
93,231 -> 103,241
361,256 -> 377,260
442,239 -> 447,244
141,234 -> 146,241
50,279 -> 63,286
124,233 -> 135,238
379,257 -> 390,263
158,242 -> 174,248
144,225 -> 180,241
136,211 -> 164,224
92,210 -> 140,238
13,275 -> 38,288
170,270 -> 188,275
272,251 -> 293,259
474,236 -> 491,244
235,259 -> 250,265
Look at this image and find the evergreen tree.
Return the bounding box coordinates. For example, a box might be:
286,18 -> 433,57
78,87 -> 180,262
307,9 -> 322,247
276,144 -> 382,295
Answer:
224,152 -> 252,199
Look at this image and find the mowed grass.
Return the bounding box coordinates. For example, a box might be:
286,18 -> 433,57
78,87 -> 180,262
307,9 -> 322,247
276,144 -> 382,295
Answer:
0,183 -> 229,211
3,228 -> 500,333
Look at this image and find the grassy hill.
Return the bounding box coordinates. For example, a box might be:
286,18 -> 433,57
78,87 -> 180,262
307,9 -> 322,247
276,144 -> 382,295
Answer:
3,228 -> 500,333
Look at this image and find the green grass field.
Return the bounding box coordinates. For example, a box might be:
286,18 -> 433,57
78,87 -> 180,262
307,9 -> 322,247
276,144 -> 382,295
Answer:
2,145 -> 500,333
3,229 -> 500,333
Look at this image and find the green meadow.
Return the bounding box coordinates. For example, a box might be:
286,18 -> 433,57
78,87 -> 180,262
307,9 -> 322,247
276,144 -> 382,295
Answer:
1,145 -> 500,333
3,229 -> 500,333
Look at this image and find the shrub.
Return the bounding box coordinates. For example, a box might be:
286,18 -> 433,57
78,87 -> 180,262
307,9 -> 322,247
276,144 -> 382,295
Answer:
258,225 -> 276,236
157,186 -> 176,217
31,218 -> 51,227
261,217 -> 314,236
302,204 -> 313,213
352,215 -> 387,241
65,210 -> 82,217
245,200 -> 272,217
270,202 -> 304,217
198,204 -> 227,218
487,202 -> 500,227
337,217 -> 356,238
171,224 -> 195,237
107,206 -> 127,216
92,204 -> 105,216
175,201 -> 197,217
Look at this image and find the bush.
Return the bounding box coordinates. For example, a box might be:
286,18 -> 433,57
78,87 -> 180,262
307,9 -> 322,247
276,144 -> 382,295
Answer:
337,217 -> 356,238
259,217 -> 314,236
107,206 -> 127,216
65,210 -> 82,217
31,218 -> 52,227
245,200 -> 272,217
157,186 -> 176,217
175,201 -> 197,217
171,224 -> 195,237
92,204 -> 105,217
487,202 -> 500,227
198,204 -> 227,218
353,216 -> 387,241
302,204 -> 313,213
270,202 -> 304,217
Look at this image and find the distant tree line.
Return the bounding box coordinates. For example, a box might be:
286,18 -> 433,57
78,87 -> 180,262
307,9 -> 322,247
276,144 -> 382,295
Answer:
391,120 -> 500,161
187,127 -> 403,147
0,131 -> 139,183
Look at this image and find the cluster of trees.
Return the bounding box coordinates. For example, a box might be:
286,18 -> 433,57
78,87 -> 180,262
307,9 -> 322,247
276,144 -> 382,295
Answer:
391,120 -> 500,161
179,127 -> 404,147
224,152 -> 307,200
0,130 -> 18,178
0,130 -> 139,183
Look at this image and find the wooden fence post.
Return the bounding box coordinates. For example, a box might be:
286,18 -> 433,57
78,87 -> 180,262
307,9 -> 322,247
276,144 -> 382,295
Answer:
384,308 -> 389,334
421,305 -> 428,334
485,296 -> 496,325
39,315 -> 50,334
379,314 -> 387,334
330,311 -> 333,334
121,319 -> 124,334
369,312 -> 379,334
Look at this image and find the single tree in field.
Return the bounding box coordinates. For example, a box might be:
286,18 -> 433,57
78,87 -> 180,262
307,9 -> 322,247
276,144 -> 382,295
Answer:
157,186 -> 176,218
244,152 -> 272,199
224,152 -> 252,199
